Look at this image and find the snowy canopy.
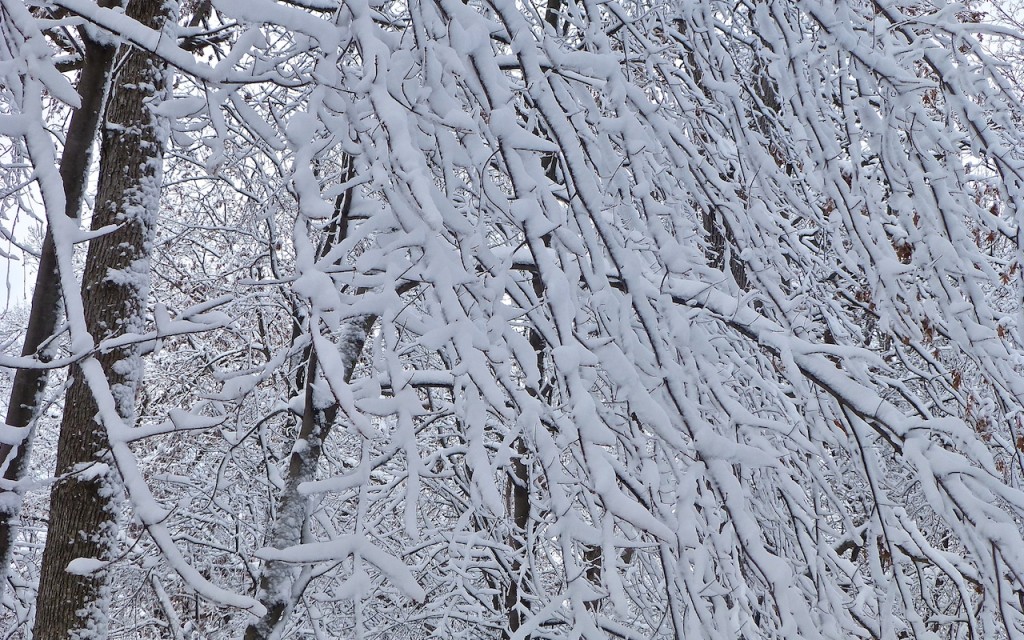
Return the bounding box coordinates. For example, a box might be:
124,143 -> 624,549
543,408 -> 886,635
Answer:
3,0 -> 1024,637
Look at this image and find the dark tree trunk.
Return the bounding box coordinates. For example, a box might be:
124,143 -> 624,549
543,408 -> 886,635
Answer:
33,0 -> 171,635
503,436 -> 532,639
0,12 -> 118,595
500,264 -> 548,640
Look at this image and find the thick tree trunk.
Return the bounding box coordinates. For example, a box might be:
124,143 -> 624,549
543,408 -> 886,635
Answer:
32,0 -> 171,635
0,17 -> 117,595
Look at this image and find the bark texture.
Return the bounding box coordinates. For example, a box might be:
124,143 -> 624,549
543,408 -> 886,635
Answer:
0,16 -> 117,594
33,0 -> 170,635
246,177 -> 372,639
244,321 -> 371,639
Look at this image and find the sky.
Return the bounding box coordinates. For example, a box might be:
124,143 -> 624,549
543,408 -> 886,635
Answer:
0,217 -> 33,313
1,254 -> 27,308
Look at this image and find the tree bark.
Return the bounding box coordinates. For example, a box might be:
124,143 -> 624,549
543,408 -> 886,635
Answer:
33,0 -> 172,635
0,11 -> 117,596
244,320 -> 372,639
501,265 -> 547,640
246,175 -> 373,638
502,436 -> 532,639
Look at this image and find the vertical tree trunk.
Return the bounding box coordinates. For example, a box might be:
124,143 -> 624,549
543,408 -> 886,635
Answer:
0,13 -> 117,595
501,265 -> 547,640
32,0 -> 172,635
503,436 -> 532,639
246,177 -> 373,639
244,320 -> 372,639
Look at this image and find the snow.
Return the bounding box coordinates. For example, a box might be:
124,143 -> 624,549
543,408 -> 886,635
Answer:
0,424 -> 30,447
256,535 -> 425,602
66,558 -> 106,576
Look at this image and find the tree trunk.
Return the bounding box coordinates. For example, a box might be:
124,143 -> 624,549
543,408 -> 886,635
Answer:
503,436 -> 532,639
0,12 -> 117,596
500,265 -> 548,640
244,319 -> 372,639
246,175 -> 372,638
33,0 -> 171,635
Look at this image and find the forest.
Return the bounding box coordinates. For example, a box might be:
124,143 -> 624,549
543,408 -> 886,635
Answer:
3,0 -> 1024,637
